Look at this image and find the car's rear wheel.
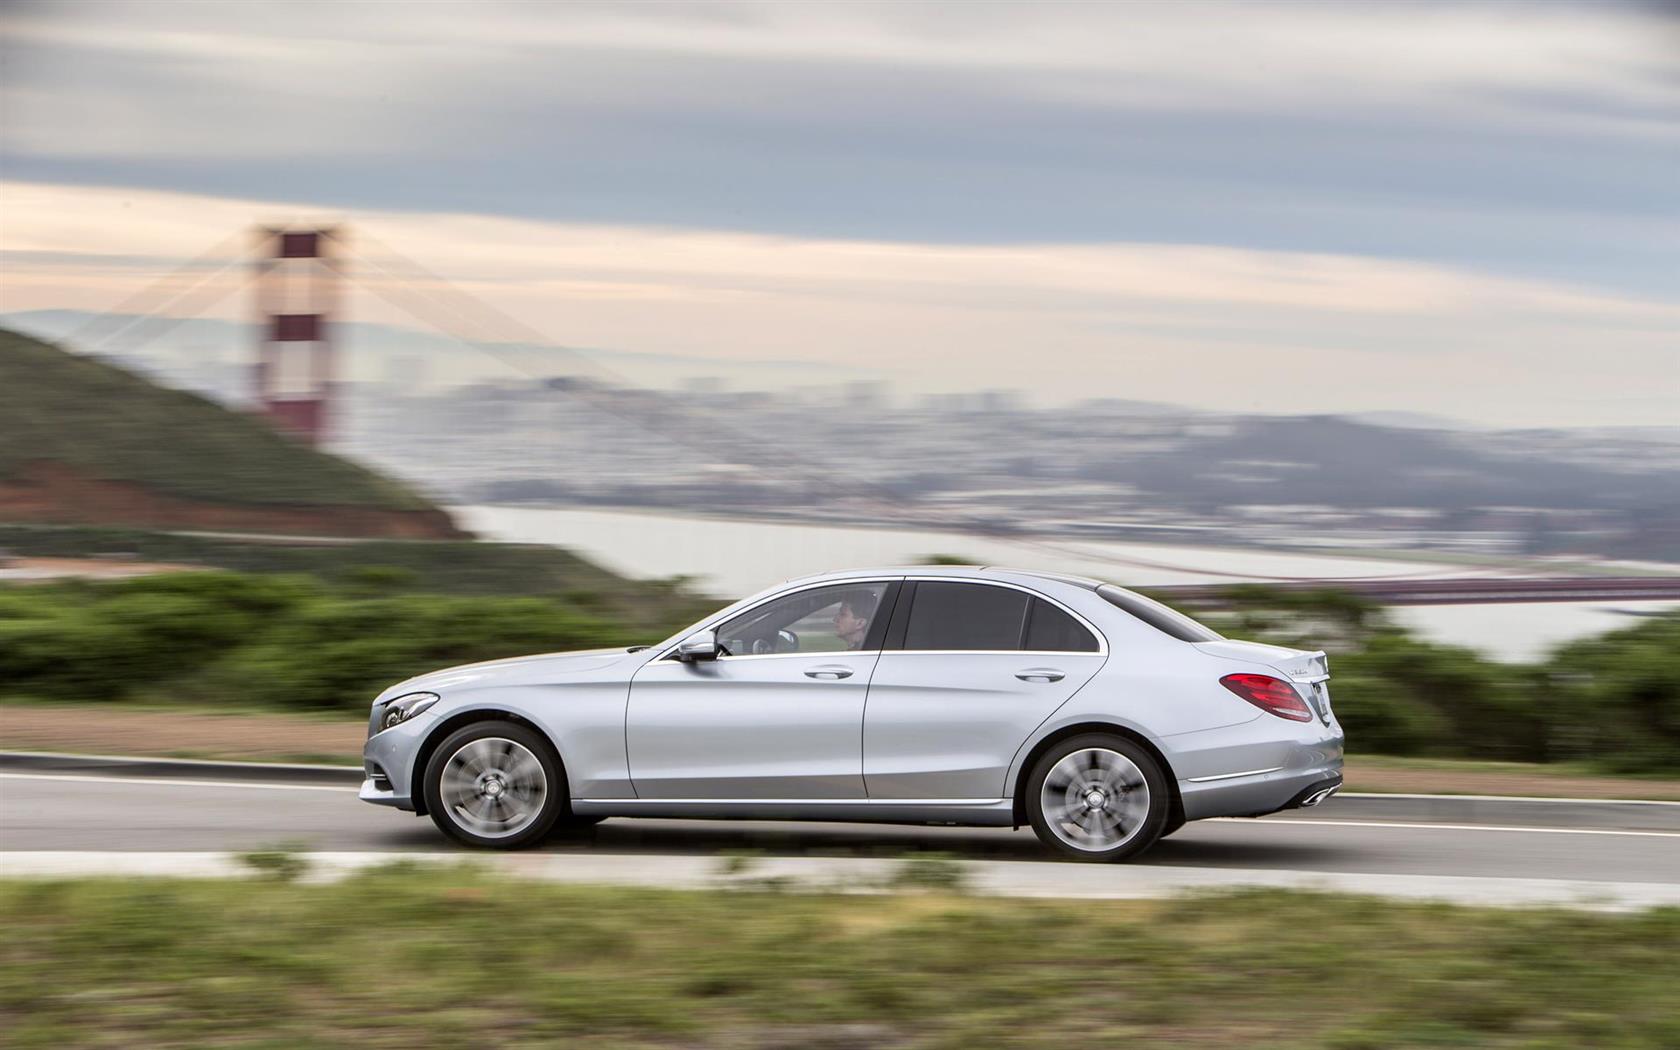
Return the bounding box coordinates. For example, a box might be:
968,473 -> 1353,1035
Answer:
423,721 -> 564,849
1026,734 -> 1168,862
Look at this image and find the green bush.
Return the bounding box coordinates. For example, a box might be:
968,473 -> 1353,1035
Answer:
0,572 -> 659,711
1314,670 -> 1449,756
214,594 -> 628,710
1335,632 -> 1546,762
1539,613 -> 1680,773
0,573 -> 309,700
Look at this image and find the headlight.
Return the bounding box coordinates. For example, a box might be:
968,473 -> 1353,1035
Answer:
378,692 -> 440,733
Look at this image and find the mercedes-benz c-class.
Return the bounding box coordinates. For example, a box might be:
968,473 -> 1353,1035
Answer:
361,567 -> 1343,861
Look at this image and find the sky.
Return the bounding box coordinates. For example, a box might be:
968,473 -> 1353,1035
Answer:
1,0 -> 1676,426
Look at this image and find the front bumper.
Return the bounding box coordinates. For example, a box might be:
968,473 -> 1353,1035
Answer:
359,774 -> 407,809
359,711 -> 435,812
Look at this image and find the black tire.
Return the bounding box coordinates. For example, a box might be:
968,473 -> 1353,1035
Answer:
548,813 -> 606,840
1158,813 -> 1187,839
1025,733 -> 1169,862
423,720 -> 566,849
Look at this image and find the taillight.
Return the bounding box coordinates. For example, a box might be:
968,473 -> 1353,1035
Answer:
1220,673 -> 1313,722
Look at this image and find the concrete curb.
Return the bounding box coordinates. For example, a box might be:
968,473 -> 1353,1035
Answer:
5,751 -> 1679,831
2,850 -> 1676,912
0,750 -> 362,785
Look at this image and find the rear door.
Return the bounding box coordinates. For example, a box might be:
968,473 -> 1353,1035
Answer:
862,580 -> 1107,800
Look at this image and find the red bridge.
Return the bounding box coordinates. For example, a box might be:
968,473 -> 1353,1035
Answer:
1153,576 -> 1680,606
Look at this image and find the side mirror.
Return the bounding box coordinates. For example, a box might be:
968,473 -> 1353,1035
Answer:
676,629 -> 721,662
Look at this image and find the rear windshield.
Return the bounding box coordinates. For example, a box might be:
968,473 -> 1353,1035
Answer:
1096,584 -> 1224,643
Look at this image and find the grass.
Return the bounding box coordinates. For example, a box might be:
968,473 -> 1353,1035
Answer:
2,869 -> 1678,1048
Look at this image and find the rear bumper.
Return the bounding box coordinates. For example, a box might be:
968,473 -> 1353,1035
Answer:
1180,761 -> 1344,820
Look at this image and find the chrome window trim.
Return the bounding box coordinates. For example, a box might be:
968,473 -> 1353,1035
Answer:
711,650 -> 883,664
897,575 -> 1109,656
876,650 -> 1107,658
651,573 -> 1109,662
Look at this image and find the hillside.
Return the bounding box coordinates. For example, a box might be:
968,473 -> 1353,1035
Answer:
1107,415 -> 1680,512
0,328 -> 463,538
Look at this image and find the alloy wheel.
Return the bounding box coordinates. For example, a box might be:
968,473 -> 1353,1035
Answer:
1038,746 -> 1150,852
438,736 -> 549,839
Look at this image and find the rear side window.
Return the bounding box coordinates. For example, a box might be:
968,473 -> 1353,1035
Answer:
1025,598 -> 1100,652
1096,584 -> 1223,642
903,582 -> 1030,650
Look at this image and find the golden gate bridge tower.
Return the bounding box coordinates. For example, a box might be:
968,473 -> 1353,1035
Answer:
252,226 -> 340,447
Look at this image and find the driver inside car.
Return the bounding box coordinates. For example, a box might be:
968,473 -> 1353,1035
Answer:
832,593 -> 874,650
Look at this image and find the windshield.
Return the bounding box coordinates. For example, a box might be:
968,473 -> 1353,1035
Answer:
1096,584 -> 1224,643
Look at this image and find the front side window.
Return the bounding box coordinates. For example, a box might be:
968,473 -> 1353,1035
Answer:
902,582 -> 1031,651
716,583 -> 888,656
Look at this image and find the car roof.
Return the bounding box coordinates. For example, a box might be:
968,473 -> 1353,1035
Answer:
782,565 -> 1106,590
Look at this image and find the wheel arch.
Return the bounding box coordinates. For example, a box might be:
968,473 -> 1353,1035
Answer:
409,708 -> 563,816
1010,721 -> 1182,830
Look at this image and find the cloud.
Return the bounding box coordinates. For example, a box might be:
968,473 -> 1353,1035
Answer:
3,180 -> 1675,427
2,0 -> 1675,298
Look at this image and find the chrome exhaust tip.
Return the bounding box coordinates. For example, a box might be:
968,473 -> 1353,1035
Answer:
1300,786 -> 1338,808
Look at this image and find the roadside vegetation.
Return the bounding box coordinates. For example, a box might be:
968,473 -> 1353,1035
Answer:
0,569 -> 706,714
3,870 -> 1678,1048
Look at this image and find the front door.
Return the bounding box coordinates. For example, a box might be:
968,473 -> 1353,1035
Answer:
626,580 -> 897,799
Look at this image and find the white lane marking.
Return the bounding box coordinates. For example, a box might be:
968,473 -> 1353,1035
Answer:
1211,817 -> 1680,839
0,773 -> 354,793
1340,792 -> 1680,806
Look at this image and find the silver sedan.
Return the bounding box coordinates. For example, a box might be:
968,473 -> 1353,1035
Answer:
361,566 -> 1344,862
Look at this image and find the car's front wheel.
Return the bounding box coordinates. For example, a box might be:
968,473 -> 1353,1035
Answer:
1026,734 -> 1168,862
423,720 -> 565,849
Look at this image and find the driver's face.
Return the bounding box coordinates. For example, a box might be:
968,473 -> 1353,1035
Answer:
833,604 -> 868,646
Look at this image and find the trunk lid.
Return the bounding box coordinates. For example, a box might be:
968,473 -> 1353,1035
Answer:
1195,639 -> 1333,723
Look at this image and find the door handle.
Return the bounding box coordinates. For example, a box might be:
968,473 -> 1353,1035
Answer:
804,666 -> 854,680
1015,668 -> 1065,683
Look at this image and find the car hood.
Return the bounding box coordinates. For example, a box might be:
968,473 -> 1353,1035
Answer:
1193,639 -> 1328,679
377,647 -> 638,700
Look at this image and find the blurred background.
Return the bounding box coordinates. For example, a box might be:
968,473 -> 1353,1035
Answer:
3,4 -> 1680,1047
0,4 -> 1677,765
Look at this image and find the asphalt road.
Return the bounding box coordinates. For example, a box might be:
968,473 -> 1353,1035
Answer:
3,772 -> 1678,884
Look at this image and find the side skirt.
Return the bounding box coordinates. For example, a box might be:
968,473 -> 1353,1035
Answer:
570,798 -> 1016,827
